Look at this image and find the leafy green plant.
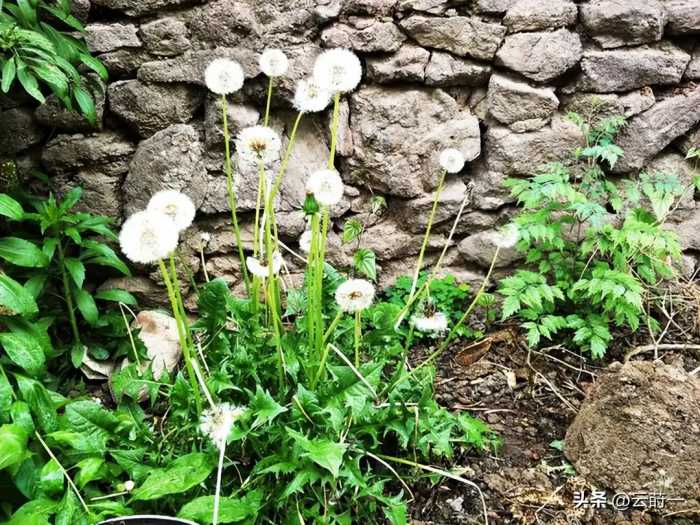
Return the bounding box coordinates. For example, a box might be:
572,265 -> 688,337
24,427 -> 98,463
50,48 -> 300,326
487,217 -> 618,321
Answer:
0,0 -> 107,122
499,112 -> 692,358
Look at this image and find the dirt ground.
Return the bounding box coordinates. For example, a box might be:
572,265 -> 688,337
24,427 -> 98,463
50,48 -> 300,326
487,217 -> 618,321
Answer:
408,282 -> 700,525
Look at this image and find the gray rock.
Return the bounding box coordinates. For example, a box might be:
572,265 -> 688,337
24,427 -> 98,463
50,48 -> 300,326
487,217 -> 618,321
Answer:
85,23 -> 140,54
619,88 -> 656,117
321,17 -> 405,53
340,0 -> 397,15
487,73 -> 559,133
334,99 -> 354,157
645,152 -> 697,213
71,0 -> 90,22
613,86 -> 700,173
425,51 -> 492,87
204,98 -> 260,150
366,44 -> 430,83
187,1 -> 257,47
99,49 -> 153,77
100,276 -> 166,308
348,86 -> 481,198
474,0 -> 518,13
124,124 -> 207,214
503,0 -> 578,32
140,18 -> 191,57
0,108 -> 45,155
90,0 -> 199,17
399,15 -> 506,61
468,160 -> 514,211
486,115 -> 585,176
580,0 -> 667,49
577,43 -> 690,93
664,0 -> 700,35
360,218 -> 447,260
675,125 -> 700,155
495,29 -> 582,83
395,177 -> 470,233
561,90 -> 655,121
458,231 -> 522,269
53,169 -> 123,218
686,47 -> 700,80
396,0 -> 449,14
41,132 -> 135,176
672,208 -> 700,250
35,78 -> 106,132
108,80 -> 204,138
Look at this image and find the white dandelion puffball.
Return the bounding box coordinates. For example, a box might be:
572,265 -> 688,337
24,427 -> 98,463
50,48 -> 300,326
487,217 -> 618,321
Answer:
299,230 -> 313,254
260,48 -> 288,77
204,58 -> 245,95
200,403 -> 246,449
313,48 -> 363,94
294,78 -> 332,113
246,251 -> 283,279
306,169 -> 344,207
412,311 -> 449,334
119,211 -> 179,265
236,126 -> 282,165
200,232 -> 211,245
146,190 -> 196,233
439,148 -> 466,174
124,480 -> 135,492
335,279 -> 375,313
493,223 -> 520,249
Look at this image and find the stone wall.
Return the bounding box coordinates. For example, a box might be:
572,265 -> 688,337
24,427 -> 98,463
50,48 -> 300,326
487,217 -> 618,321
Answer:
1,0 -> 699,303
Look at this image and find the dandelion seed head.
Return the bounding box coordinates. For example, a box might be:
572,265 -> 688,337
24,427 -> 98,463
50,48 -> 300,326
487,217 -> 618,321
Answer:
200,403 -> 246,449
439,148 -> 466,174
306,169 -> 344,207
119,210 -> 179,265
124,480 -> 135,492
492,223 -> 520,249
335,278 -> 375,313
205,58 -> 245,95
412,311 -> 449,334
294,77 -> 332,113
147,190 -> 196,233
299,230 -> 313,253
313,48 -> 362,94
246,251 -> 283,279
260,48 -> 289,77
236,126 -> 282,166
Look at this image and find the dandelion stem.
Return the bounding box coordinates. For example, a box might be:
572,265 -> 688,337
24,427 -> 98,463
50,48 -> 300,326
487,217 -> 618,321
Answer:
264,77 -> 273,127
354,310 -> 362,367
328,93 -> 341,169
221,95 -> 250,293
213,443 -> 226,525
158,258 -> 202,414
56,238 -> 81,348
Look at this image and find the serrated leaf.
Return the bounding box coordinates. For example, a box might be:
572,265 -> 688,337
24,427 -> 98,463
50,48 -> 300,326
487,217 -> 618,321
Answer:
132,452 -> 214,501
353,248 -> 377,281
178,490 -> 263,524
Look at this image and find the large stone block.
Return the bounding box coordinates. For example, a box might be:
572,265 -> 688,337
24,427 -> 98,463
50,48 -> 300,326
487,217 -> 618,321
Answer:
0,108 -> 45,155
366,44 -> 430,83
108,80 -> 204,138
41,132 -> 134,175
503,0 -> 578,32
35,77 -> 106,132
495,29 -> 582,82
399,15 -> 506,61
90,0 -> 199,17
487,73 -> 559,133
486,116 -> 585,176
139,18 -> 191,57
85,23 -> 141,54
123,124 -> 207,214
580,0 -> 667,49
577,43 -> 690,93
320,17 -> 405,53
664,0 -> 700,35
348,86 -> 481,198
425,52 -> 492,87
613,86 -> 700,172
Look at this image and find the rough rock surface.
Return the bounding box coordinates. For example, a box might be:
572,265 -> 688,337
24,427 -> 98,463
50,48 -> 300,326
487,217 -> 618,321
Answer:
348,86 -> 480,198
613,86 -> 700,172
366,45 -> 430,83
0,108 -> 45,155
577,43 -> 690,92
486,116 -> 584,175
580,0 -> 667,49
458,231 -> 522,269
664,0 -> 700,35
139,18 -> 191,57
503,0 -> 577,33
495,29 -> 582,82
487,74 -> 559,132
425,52 -> 491,87
108,80 -> 204,137
90,0 -> 197,17
123,124 -> 207,214
41,132 -> 134,175
399,15 -> 506,61
321,18 -> 405,53
565,361 -> 700,501
35,78 -> 106,132
85,23 -> 141,53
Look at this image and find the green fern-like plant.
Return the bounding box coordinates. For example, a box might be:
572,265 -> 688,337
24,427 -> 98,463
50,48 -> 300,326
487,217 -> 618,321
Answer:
499,113 -> 690,358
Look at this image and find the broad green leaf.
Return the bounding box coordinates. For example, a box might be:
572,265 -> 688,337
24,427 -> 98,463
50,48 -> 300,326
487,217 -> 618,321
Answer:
178,490 -> 263,524
0,238 -> 48,268
55,490 -> 80,525
3,498 -> 56,525
0,193 -> 23,219
94,288 -> 137,306
64,400 -> 119,434
132,452 -> 214,501
38,458 -> 64,496
79,53 -> 108,81
16,63 -> 45,103
73,85 -> 96,124
0,371 -> 12,422
75,288 -> 98,325
342,218 -> 364,244
10,401 -> 34,434
0,424 -> 28,470
353,248 -> 377,281
74,457 -> 104,488
64,258 -> 85,288
15,375 -> 58,433
249,386 -> 286,428
0,332 -> 45,376
1,58 -> 16,93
